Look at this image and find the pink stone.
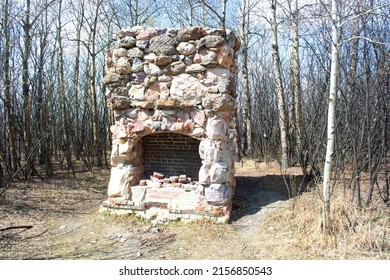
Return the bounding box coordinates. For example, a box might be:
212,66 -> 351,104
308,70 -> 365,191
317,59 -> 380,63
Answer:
217,46 -> 234,69
145,82 -> 170,101
184,120 -> 194,133
145,83 -> 160,100
191,110 -> 205,126
137,110 -> 149,121
133,120 -> 144,133
136,29 -> 157,40
193,53 -> 202,63
143,119 -> 154,133
192,127 -> 204,137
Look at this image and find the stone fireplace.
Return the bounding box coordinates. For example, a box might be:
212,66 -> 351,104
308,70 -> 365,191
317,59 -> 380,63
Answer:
100,26 -> 240,222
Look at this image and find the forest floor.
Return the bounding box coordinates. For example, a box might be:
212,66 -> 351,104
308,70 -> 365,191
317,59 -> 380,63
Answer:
0,159 -> 388,260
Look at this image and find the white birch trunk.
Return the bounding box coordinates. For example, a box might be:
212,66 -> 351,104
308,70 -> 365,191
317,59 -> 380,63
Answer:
322,0 -> 339,235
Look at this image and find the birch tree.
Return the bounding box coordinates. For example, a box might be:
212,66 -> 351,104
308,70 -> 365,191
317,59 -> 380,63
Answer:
288,0 -> 302,166
322,0 -> 339,235
271,0 -> 288,170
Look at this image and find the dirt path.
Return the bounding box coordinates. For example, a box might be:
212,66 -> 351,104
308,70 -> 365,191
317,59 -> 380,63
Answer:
231,175 -> 291,248
0,163 -> 298,260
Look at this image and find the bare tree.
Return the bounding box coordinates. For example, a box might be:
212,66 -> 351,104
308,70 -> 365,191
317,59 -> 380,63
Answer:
240,0 -> 253,157
271,0 -> 288,170
22,0 -> 38,178
322,0 -> 339,235
56,0 -> 74,173
1,0 -> 19,176
199,0 -> 228,29
288,0 -> 302,167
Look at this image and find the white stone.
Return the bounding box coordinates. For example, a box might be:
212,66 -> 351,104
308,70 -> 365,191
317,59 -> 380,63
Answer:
206,116 -> 227,140
199,139 -> 222,163
198,164 -> 211,184
204,68 -> 230,86
117,48 -> 128,57
129,84 -> 145,100
144,63 -> 162,76
115,57 -> 132,74
209,161 -> 230,184
176,42 -> 196,55
144,53 -> 157,63
107,166 -> 132,198
170,74 -> 207,102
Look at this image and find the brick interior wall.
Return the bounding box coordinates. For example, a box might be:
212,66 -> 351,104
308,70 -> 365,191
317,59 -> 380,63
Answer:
142,133 -> 202,180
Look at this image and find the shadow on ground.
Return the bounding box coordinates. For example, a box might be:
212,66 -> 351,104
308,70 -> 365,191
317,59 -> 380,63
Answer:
230,174 -> 312,222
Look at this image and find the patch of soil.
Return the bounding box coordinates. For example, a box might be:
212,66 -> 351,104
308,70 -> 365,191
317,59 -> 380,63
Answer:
0,161 -> 316,260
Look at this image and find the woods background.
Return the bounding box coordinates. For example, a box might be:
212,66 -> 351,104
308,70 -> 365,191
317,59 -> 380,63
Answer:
0,0 -> 389,209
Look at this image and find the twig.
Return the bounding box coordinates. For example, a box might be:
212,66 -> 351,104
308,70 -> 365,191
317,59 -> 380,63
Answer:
23,228 -> 48,240
0,225 -> 33,232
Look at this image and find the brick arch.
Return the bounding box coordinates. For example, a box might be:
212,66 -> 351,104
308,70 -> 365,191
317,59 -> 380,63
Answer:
141,132 -> 202,181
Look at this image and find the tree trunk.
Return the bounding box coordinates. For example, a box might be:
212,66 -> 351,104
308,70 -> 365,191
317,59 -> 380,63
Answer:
90,3 -> 102,167
22,0 -> 37,178
57,0 -> 74,173
322,0 -> 339,235
289,0 -> 302,165
221,0 -> 227,30
2,0 -> 19,175
72,0 -> 85,161
271,0 -> 288,170
241,0 -> 253,157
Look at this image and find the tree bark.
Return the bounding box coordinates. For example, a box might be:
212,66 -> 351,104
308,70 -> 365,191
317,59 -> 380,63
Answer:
322,0 -> 339,235
241,0 -> 253,157
271,0 -> 288,170
289,0 -> 302,164
90,2 -> 102,167
22,0 -> 37,178
57,0 -> 74,173
2,0 -> 19,175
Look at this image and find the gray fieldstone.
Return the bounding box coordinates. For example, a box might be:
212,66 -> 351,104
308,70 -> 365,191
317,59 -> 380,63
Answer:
118,36 -> 136,49
176,27 -> 207,42
136,40 -> 149,49
148,35 -> 177,55
127,48 -> 144,60
204,184 -> 232,206
131,58 -> 144,72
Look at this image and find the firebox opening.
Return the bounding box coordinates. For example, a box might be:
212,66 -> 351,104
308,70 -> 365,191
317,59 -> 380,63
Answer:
141,132 -> 202,181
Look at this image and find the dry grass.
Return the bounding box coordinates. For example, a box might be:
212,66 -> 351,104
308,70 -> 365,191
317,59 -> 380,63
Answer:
250,177 -> 389,259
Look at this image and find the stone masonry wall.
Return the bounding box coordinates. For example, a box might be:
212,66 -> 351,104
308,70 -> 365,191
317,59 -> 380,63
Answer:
100,26 -> 240,223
